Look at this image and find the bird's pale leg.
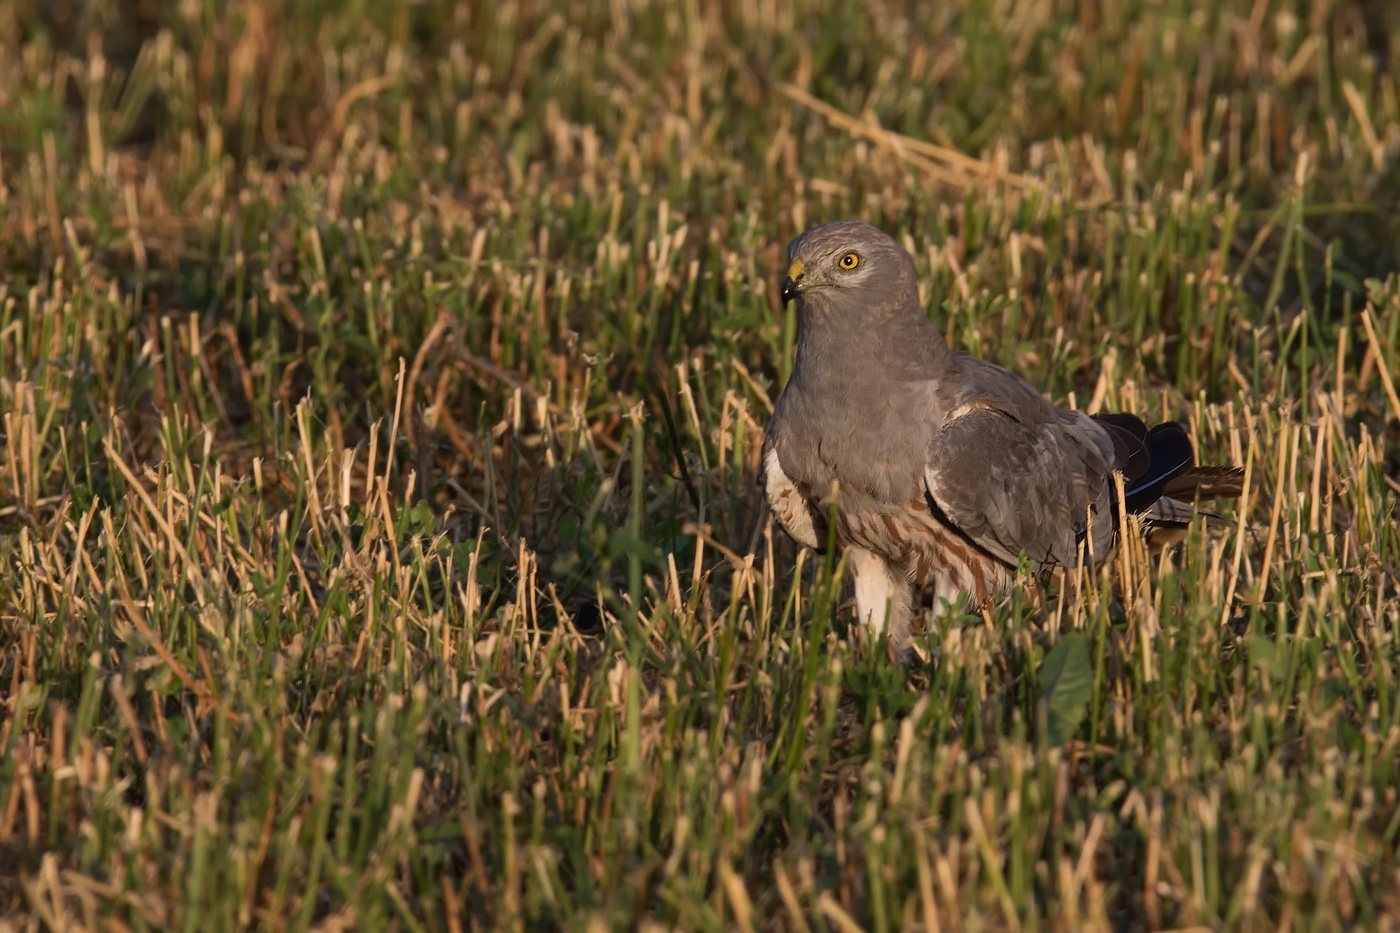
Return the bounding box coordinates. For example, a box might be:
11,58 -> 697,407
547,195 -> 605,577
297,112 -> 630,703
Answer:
848,547 -> 912,657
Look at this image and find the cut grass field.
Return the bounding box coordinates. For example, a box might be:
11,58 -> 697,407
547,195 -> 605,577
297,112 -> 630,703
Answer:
3,0 -> 1400,928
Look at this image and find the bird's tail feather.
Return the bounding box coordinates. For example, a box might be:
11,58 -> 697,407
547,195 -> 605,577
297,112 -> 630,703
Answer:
1163,464 -> 1246,501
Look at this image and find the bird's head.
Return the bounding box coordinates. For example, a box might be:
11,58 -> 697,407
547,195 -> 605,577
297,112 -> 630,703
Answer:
780,219 -> 918,312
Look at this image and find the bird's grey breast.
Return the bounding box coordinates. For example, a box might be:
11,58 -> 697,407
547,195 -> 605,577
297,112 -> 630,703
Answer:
772,373 -> 941,507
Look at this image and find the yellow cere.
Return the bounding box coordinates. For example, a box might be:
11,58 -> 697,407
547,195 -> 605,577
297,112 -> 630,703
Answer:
787,258 -> 805,280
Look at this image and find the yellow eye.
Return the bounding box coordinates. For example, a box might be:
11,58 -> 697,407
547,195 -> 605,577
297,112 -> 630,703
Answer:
838,252 -> 860,270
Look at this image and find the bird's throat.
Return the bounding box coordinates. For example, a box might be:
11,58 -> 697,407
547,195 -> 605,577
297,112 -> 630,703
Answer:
793,296 -> 950,387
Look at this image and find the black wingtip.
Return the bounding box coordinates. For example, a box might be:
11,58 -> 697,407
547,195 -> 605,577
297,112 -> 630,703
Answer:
1123,421 -> 1196,512
1092,412 -> 1151,483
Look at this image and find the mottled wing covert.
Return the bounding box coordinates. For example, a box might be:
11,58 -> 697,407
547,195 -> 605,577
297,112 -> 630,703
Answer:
923,404 -> 1116,569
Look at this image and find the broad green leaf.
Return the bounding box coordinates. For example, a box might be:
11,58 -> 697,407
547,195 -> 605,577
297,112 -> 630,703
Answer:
1038,631 -> 1094,748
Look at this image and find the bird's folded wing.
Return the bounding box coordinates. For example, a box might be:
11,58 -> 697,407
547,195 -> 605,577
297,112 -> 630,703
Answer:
922,402 -> 1114,569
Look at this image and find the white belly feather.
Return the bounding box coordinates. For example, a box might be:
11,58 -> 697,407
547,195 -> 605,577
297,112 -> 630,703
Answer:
763,448 -> 820,549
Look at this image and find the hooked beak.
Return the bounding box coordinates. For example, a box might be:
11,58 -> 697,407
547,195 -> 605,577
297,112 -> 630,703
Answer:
781,257 -> 806,303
